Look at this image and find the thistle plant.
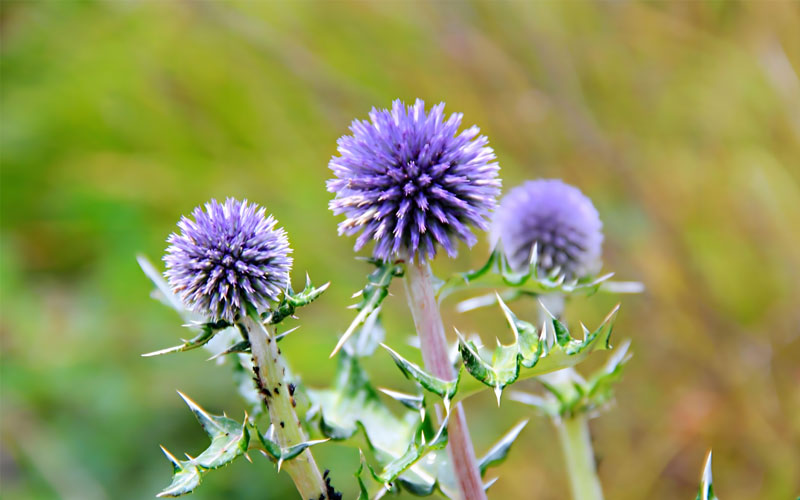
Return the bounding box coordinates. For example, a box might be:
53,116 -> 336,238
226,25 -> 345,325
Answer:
142,198 -> 338,499
489,180 -> 627,500
328,99 -> 500,500
136,103 -> 718,500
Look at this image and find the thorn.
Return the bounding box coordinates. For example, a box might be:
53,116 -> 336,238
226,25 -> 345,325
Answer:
496,294 -> 519,343
541,320 -> 554,350
443,397 -> 451,415
580,323 -> 590,342
177,392 -> 217,437
244,452 -> 252,463
494,385 -> 503,406
702,450 -> 713,500
483,477 -> 499,491
604,303 -> 622,324
277,458 -> 284,472
378,387 -> 416,400
537,299 -> 556,319
317,281 -> 331,293
351,289 -> 363,299
277,325 -> 301,339
159,445 -> 180,466
141,346 -> 180,357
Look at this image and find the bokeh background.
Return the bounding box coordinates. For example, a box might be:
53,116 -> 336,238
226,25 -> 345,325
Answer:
2,1 -> 799,499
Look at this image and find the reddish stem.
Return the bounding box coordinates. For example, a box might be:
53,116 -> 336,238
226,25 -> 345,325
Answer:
404,259 -> 487,500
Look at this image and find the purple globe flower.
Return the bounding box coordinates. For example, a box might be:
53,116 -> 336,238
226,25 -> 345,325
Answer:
490,179 -> 603,279
164,198 -> 292,322
327,99 -> 501,262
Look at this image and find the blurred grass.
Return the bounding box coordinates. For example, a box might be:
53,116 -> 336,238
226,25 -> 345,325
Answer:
1,1 -> 799,499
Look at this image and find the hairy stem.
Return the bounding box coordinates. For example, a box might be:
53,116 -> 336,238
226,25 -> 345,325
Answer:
241,313 -> 329,500
556,414 -> 604,500
404,260 -> 487,500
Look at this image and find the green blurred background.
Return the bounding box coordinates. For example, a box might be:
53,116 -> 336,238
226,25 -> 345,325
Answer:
2,1 -> 799,499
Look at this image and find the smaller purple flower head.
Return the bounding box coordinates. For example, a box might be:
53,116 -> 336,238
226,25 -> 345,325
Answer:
490,179 -> 603,279
164,198 -> 292,322
327,99 -> 501,262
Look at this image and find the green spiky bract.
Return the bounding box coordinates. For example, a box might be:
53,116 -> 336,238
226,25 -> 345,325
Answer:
437,246 -> 642,309
375,295 -> 619,407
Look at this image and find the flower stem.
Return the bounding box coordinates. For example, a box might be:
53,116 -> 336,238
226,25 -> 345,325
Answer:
403,260 -> 487,500
556,414 -> 604,500
240,313 -> 330,500
538,295 -> 604,500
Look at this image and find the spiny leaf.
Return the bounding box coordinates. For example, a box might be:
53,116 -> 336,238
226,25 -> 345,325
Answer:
380,343 -> 460,409
514,340 -> 632,418
308,350 -> 414,450
156,447 -> 202,498
142,320 -> 230,357
308,351 -> 455,497
379,388 -> 425,411
313,350 -> 529,498
453,302 -> 620,404
263,276 -> 330,326
156,395 -> 249,497
330,259 -> 404,358
255,427 -> 328,471
477,420 -> 529,475
437,247 -> 641,305
374,415 -> 449,485
206,325 -> 300,361
177,392 -> 249,469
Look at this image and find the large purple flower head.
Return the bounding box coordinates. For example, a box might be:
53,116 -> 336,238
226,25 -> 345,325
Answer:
327,99 -> 501,262
490,179 -> 603,279
164,198 -> 292,322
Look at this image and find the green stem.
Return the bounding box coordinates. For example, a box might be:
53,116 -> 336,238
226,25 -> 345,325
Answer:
556,414 -> 604,500
404,259 -> 487,500
240,313 -> 329,499
539,295 -> 603,500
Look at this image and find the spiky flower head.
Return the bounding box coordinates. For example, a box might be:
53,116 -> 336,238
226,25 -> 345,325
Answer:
164,198 -> 292,322
327,99 -> 501,262
490,179 -> 603,279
